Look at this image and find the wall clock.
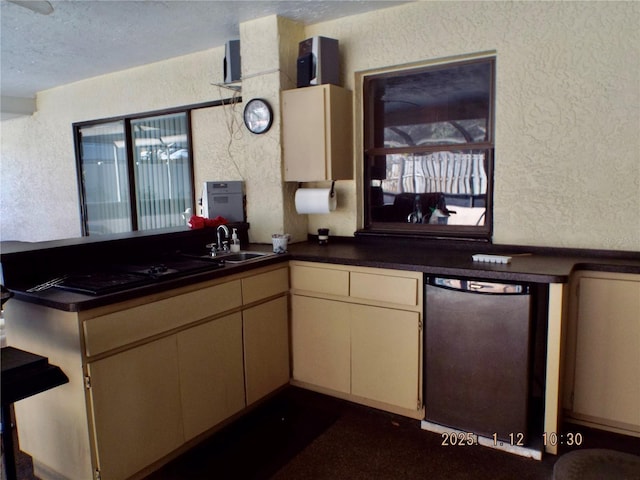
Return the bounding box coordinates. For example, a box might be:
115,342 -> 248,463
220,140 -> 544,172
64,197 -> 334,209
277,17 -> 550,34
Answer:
243,98 -> 273,134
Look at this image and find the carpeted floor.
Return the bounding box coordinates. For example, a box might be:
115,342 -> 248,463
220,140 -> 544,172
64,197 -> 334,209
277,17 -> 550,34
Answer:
7,386 -> 640,479
144,387 -> 341,480
270,389 -> 556,480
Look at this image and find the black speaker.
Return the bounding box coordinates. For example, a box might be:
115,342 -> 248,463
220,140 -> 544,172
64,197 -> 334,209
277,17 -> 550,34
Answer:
296,36 -> 339,88
297,52 -> 313,88
224,40 -> 241,83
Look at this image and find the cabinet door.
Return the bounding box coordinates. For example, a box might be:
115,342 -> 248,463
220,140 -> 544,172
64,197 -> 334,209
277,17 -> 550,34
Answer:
282,85 -> 352,181
283,86 -> 327,181
87,336 -> 183,480
243,296 -> 290,405
177,312 -> 245,440
351,304 -> 421,411
291,295 -> 350,394
572,275 -> 640,431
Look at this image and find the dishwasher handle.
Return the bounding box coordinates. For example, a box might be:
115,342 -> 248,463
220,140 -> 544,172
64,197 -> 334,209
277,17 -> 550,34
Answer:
428,277 -> 528,294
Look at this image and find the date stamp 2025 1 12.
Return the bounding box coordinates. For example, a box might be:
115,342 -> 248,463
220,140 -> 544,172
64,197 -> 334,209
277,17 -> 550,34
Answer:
440,432 -> 525,447
441,431 -> 584,447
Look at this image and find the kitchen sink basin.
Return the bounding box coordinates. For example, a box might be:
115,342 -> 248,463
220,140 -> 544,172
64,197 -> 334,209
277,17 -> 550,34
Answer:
189,250 -> 275,264
218,251 -> 274,263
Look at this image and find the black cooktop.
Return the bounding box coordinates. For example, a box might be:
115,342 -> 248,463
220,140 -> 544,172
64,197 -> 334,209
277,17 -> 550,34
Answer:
57,272 -> 152,295
56,257 -> 224,295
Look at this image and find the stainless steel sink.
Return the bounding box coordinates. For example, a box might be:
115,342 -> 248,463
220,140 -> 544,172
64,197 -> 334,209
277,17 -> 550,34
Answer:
189,250 -> 275,264
217,251 -> 274,263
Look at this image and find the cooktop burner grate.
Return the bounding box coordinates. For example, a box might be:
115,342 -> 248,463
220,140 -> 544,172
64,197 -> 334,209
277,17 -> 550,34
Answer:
55,257 -> 224,295
56,272 -> 151,295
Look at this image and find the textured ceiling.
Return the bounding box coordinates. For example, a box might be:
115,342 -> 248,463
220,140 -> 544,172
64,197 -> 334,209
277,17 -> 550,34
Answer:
0,0 -> 408,99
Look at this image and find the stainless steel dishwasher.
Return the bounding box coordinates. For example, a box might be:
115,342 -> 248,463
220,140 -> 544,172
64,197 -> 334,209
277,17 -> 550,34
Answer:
424,277 -> 533,443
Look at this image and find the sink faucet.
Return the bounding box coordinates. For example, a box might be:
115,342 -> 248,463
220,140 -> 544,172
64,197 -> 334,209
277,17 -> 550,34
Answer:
216,224 -> 230,253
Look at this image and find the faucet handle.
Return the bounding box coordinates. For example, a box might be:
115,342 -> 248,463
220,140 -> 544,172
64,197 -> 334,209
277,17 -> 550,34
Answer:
205,242 -> 218,256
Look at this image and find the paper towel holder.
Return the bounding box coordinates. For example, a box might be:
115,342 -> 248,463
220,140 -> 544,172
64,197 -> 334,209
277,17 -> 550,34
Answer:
297,180 -> 335,197
294,180 -> 337,215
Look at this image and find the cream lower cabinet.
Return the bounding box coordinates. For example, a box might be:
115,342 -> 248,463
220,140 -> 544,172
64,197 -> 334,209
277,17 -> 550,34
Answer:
563,271 -> 640,436
351,304 -> 421,411
87,336 -> 185,480
177,313 -> 246,441
8,264 -> 289,480
290,261 -> 423,419
291,295 -> 351,394
241,266 -> 290,406
243,296 -> 290,405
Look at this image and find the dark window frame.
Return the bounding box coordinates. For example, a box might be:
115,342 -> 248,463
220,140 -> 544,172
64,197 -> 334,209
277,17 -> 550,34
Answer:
360,58 -> 495,241
73,98 -> 239,236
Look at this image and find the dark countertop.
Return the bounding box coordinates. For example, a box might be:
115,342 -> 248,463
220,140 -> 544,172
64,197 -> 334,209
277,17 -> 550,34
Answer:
287,242 -> 575,282
287,241 -> 640,283
2,231 -> 639,313
5,247 -> 286,313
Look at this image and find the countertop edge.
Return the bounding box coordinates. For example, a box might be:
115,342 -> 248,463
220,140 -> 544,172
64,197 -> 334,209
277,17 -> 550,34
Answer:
5,240 -> 640,312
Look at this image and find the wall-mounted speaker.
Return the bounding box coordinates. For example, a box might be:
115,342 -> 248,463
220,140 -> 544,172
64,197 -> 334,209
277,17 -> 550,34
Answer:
224,40 -> 241,83
296,36 -> 339,88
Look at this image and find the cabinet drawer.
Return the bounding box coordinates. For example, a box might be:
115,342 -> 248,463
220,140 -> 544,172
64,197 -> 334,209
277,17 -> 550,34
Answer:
350,271 -> 418,306
290,264 -> 349,297
242,267 -> 289,305
84,280 -> 242,356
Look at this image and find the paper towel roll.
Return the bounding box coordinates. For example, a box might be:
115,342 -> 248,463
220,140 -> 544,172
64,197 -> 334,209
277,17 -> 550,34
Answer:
295,188 -> 337,214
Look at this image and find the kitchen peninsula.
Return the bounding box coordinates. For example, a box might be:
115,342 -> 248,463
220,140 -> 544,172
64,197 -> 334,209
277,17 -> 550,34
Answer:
2,229 -> 639,480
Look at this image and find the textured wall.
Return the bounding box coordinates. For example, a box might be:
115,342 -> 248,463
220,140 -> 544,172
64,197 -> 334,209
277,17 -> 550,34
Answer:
305,1 -> 639,250
238,15 -> 287,243
1,2 -> 638,251
0,16 -> 302,244
1,47 -> 226,242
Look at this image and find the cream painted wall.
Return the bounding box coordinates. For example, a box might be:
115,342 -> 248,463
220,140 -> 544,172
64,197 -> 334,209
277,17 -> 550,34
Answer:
1,46 -> 232,242
304,1 -> 639,250
0,15 -> 301,244
1,2 -> 638,251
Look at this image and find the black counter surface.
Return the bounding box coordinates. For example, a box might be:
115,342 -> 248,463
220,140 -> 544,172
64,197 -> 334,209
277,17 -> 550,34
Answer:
2,229 -> 639,312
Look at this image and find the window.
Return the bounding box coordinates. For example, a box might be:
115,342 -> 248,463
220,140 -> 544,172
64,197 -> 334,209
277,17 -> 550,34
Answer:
362,57 -> 495,240
75,111 -> 194,235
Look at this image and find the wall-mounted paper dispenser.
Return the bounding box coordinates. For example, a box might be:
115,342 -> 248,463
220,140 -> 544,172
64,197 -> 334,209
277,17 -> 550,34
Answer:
295,182 -> 336,214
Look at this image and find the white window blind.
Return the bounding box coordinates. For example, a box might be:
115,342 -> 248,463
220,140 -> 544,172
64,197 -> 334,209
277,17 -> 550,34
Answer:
132,113 -> 192,231
78,112 -> 193,235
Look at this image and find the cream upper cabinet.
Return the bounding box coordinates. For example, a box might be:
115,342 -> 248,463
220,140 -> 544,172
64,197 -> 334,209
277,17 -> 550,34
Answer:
290,261 -> 423,419
282,84 -> 353,181
564,271 -> 640,436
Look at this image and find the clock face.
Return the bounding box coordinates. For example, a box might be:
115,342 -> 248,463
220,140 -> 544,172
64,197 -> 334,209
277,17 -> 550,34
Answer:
243,98 -> 273,134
